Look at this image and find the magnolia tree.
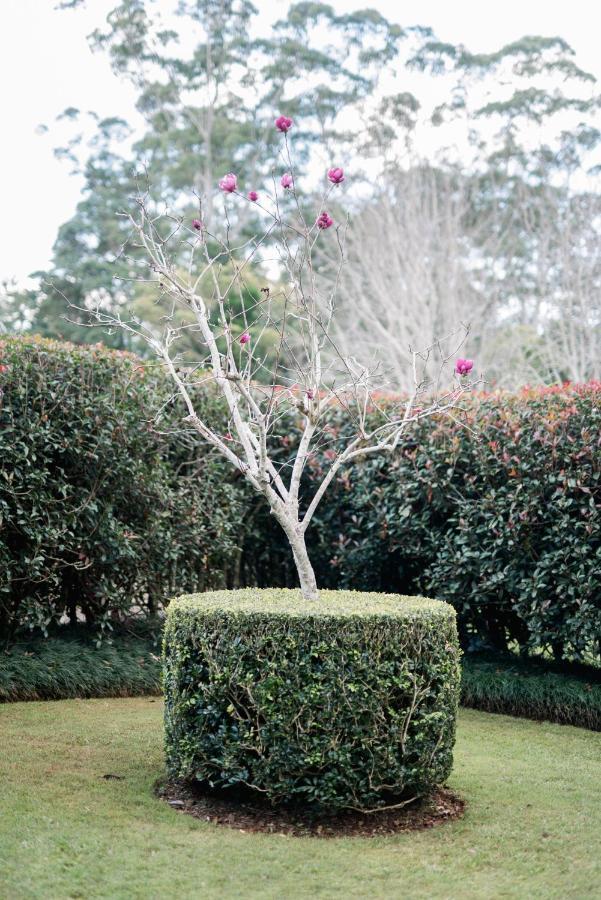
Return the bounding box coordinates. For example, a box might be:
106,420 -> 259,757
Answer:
79,115 -> 476,601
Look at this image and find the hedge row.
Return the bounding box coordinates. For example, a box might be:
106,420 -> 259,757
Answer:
251,384 -> 601,664
0,336 -> 244,639
2,337 -> 599,664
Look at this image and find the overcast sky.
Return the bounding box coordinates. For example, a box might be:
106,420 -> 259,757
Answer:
1,0 -> 598,285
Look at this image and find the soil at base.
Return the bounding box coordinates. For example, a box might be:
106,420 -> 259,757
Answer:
156,779 -> 465,838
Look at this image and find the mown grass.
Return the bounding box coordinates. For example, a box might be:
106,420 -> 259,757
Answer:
0,699 -> 599,899
3,632 -> 600,731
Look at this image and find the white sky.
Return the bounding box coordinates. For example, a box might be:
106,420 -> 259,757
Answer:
0,0 -> 599,285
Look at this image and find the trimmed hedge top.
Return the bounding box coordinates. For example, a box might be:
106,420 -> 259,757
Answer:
168,588 -> 456,620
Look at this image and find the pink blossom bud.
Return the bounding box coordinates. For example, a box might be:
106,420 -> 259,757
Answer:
327,167 -> 345,184
455,358 -> 474,376
275,115 -> 293,133
219,173 -> 237,193
316,211 -> 334,230
248,191 -> 259,202
239,332 -> 251,345
280,172 -> 293,189
192,219 -> 203,231
306,389 -> 314,400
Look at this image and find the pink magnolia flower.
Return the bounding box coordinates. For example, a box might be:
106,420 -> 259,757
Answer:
192,218 -> 203,231
239,332 -> 251,345
327,167 -> 345,184
275,115 -> 293,133
316,211 -> 334,230
219,173 -> 237,193
248,191 -> 259,202
280,172 -> 293,189
455,358 -> 474,376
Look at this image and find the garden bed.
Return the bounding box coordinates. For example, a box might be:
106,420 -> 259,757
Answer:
156,778 -> 464,837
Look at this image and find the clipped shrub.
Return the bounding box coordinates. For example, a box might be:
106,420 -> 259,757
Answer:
0,335 -> 242,639
163,588 -> 461,812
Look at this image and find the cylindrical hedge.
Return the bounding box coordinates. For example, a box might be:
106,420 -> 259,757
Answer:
163,588 -> 461,812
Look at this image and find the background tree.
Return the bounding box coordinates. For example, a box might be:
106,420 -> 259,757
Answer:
10,2 -> 601,387
15,1 -> 402,349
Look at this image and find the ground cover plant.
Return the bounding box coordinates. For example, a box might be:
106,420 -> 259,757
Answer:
0,627 -> 162,702
1,698 -> 600,899
461,653 -> 601,730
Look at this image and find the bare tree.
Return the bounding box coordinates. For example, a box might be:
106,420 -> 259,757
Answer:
76,125 -> 476,600
329,156 -> 601,390
326,164 -> 498,390
514,181 -> 601,383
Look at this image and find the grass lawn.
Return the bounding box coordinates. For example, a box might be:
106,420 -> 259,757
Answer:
1,700 -> 599,900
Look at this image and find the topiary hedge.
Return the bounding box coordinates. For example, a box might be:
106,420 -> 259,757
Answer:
0,335 -> 242,639
163,588 -> 461,812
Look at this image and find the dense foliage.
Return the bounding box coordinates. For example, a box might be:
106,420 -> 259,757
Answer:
163,588 -> 461,811
2,339 -> 598,663
4,628 -> 599,733
249,384 -> 601,664
0,336 -> 243,639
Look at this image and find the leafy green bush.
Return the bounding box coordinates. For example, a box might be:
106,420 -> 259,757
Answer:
249,384 -> 601,664
163,588 -> 461,812
0,336 -> 241,639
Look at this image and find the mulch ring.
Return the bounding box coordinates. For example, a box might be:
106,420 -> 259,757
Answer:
156,779 -> 465,838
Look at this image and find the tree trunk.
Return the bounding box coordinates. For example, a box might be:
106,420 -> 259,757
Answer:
291,535 -> 319,601
275,512 -> 319,601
